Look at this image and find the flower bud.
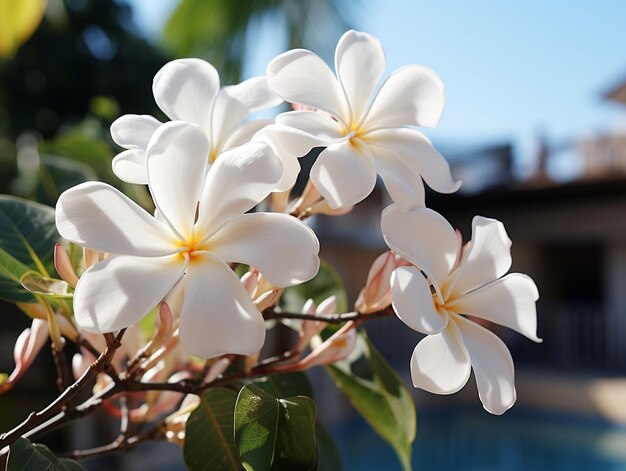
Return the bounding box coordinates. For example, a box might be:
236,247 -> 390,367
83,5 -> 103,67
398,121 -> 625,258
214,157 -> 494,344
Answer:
296,296 -> 337,351
254,288 -> 280,312
0,319 -> 49,394
272,190 -> 291,214
308,199 -> 353,217
299,322 -> 357,369
291,179 -> 322,216
355,251 -> 410,313
54,243 -> 79,287
205,357 -> 231,382
241,269 -> 260,297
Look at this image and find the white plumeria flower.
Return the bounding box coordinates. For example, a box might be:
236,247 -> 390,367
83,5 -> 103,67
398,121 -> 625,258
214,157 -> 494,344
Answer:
56,121 -> 320,358
381,205 -> 540,415
110,58 -> 297,186
267,30 -> 460,209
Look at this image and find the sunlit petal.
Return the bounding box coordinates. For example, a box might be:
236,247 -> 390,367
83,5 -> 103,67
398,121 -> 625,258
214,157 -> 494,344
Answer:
110,114 -> 162,150
276,110 -> 344,141
210,213 -> 320,287
152,58 -> 220,131
363,65 -> 444,130
391,266 -> 448,334
267,49 -> 349,123
195,142 -> 282,237
56,182 -> 177,256
210,89 -> 249,155
253,124 -> 323,191
74,254 -> 186,333
381,205 -> 457,285
448,273 -> 541,342
335,30 -> 385,122
112,149 -> 148,185
455,315 -> 516,415
449,217 -> 512,297
410,321 -> 471,394
310,140 -> 376,209
146,121 -> 209,239
224,75 -> 282,113
367,127 -> 460,199
178,254 -> 265,358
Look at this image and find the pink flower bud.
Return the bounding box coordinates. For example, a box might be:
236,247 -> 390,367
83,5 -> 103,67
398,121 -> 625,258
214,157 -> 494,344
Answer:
54,243 -> 79,286
254,288 -> 280,312
297,296 -> 337,351
355,251 -> 410,313
299,322 -> 357,369
291,179 -> 322,216
241,269 -> 260,297
0,319 -> 49,394
205,357 -> 231,382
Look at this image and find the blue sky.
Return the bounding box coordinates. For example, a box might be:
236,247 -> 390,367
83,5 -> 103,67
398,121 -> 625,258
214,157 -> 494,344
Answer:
128,0 -> 626,176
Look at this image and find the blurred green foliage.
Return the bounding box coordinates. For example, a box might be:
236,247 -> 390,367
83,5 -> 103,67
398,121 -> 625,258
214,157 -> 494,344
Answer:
164,0 -> 358,84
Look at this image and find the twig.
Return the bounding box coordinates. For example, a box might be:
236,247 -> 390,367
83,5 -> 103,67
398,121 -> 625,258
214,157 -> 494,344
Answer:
0,329 -> 126,451
262,305 -> 394,324
50,343 -> 72,393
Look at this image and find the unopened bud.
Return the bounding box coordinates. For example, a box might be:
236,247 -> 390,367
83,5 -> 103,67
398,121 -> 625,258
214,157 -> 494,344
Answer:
297,296 -> 337,351
83,247 -> 102,270
272,190 -> 291,214
243,352 -> 259,376
54,244 -> 79,286
291,179 -> 322,216
205,357 -> 231,382
355,251 -> 410,313
0,319 -> 49,394
300,323 -> 357,369
241,269 -> 260,297
255,289 -> 280,312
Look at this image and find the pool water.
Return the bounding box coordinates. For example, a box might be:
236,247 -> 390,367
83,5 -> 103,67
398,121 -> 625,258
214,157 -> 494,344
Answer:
332,408 -> 626,470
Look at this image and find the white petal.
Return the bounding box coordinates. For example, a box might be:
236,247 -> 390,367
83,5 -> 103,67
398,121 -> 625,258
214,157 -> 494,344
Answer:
367,128 -> 460,199
449,217 -> 512,297
209,213 -> 319,287
56,182 -> 177,256
195,142 -> 282,237
267,49 -> 349,124
74,255 -> 186,332
410,322 -> 471,394
224,76 -> 282,112
222,119 -> 273,151
153,58 -> 220,130
448,273 -> 541,342
178,254 -> 265,358
362,65 -> 444,130
381,205 -> 457,285
210,89 -> 249,156
253,124 -> 323,191
112,149 -> 148,185
391,266 -> 448,334
276,110 -> 344,141
454,315 -> 516,415
310,140 -> 377,209
110,114 -> 162,150
335,30 -> 385,123
146,121 -> 210,239
375,149 -> 425,210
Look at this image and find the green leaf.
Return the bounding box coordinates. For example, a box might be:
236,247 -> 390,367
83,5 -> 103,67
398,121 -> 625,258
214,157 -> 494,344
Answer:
21,271 -> 73,299
7,437 -> 87,470
252,372 -> 313,399
0,246 -> 36,302
36,155 -> 98,206
39,126 -> 116,186
234,385 -> 317,471
327,332 -> 416,471
0,195 -> 60,276
281,258 -> 348,314
184,388 -> 242,471
315,423 -> 342,471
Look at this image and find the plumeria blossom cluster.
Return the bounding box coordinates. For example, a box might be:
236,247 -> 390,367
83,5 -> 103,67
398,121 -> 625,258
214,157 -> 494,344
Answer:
0,29 -> 540,467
